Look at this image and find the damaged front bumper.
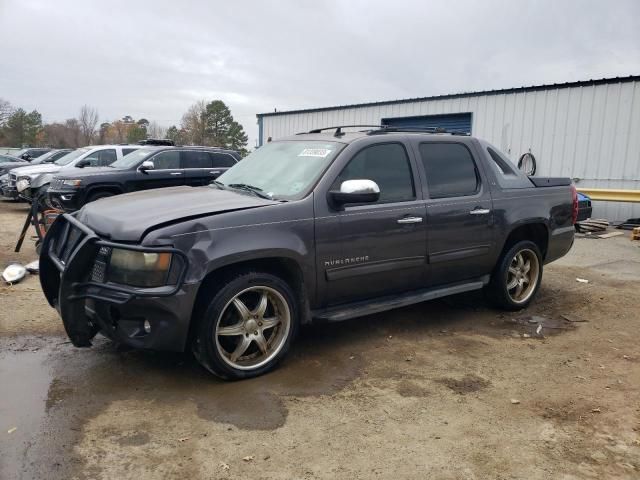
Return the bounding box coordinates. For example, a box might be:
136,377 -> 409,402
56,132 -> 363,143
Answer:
40,214 -> 197,351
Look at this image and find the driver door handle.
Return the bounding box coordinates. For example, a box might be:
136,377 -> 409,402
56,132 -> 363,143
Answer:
397,216 -> 423,224
469,208 -> 491,215
170,172 -> 183,176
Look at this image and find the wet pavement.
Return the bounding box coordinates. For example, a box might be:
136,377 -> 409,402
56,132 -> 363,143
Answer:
0,299 -> 596,479
0,324 -> 368,479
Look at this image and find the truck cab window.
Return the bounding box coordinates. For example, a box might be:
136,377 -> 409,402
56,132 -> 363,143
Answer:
332,143 -> 415,203
419,143 -> 479,198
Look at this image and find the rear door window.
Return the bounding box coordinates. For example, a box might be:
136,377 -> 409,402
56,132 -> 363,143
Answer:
419,143 -> 479,198
182,150 -> 213,169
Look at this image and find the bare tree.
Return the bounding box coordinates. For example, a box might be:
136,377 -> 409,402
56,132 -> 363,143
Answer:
180,100 -> 207,145
0,98 -> 14,126
79,105 -> 99,145
147,121 -> 167,139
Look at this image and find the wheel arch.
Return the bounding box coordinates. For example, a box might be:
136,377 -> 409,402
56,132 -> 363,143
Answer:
188,254 -> 312,347
85,184 -> 124,199
499,221 -> 549,260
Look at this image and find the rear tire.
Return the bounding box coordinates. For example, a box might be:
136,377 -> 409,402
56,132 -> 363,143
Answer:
192,270 -> 299,380
486,240 -> 543,311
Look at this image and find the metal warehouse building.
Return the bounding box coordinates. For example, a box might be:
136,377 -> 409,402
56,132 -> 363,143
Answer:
257,75 -> 640,221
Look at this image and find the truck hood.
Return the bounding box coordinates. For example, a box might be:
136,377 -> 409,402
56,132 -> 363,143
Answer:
10,163 -> 61,177
77,186 -> 278,242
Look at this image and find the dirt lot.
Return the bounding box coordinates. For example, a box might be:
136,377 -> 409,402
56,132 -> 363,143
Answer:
1,199 -> 639,480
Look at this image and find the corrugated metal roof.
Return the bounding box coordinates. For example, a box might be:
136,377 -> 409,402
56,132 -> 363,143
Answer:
256,75 -> 640,118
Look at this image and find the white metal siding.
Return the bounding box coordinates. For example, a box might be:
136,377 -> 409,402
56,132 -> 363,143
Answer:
260,79 -> 640,221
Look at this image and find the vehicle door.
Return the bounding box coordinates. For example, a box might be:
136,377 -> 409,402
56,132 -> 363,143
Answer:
182,150 -> 214,186
412,139 -> 495,286
131,149 -> 185,191
317,141 -> 427,305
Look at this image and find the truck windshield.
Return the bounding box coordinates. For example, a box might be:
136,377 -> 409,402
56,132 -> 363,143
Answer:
216,141 -> 343,200
55,148 -> 90,166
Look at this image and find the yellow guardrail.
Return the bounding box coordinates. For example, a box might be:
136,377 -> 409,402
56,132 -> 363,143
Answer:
577,188 -> 640,203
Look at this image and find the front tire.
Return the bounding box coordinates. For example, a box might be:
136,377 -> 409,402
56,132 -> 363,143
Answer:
486,240 -> 543,311
193,271 -> 299,380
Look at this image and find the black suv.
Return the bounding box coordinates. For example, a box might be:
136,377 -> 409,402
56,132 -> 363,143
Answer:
47,146 -> 240,211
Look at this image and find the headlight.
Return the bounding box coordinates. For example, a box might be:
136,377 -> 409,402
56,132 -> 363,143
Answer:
62,179 -> 82,187
107,248 -> 173,287
16,178 -> 30,192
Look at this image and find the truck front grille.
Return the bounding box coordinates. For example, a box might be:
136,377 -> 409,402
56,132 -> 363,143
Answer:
9,173 -> 17,187
90,246 -> 112,283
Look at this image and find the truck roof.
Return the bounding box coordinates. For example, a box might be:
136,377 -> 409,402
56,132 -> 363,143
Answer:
278,125 -> 474,144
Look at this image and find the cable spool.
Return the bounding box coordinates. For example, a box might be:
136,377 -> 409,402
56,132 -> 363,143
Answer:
518,152 -> 537,176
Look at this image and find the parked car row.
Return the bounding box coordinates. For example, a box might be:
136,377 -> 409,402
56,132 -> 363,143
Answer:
1,145 -> 240,210
5,145 -> 141,203
47,146 -> 240,211
0,149 -> 73,177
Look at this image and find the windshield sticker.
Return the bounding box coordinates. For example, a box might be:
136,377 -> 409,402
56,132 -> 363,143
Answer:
298,148 -> 331,158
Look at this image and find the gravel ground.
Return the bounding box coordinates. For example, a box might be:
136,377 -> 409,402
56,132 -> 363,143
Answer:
1,199 -> 639,479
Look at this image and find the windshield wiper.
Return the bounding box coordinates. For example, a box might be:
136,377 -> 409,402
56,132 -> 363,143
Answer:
228,183 -> 273,200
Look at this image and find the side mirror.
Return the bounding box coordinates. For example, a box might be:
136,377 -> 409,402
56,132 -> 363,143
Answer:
139,160 -> 154,173
76,159 -> 90,168
21,154 -> 32,161
328,179 -> 380,208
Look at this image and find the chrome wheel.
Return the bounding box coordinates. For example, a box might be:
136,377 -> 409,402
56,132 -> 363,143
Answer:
506,248 -> 540,304
214,286 -> 291,370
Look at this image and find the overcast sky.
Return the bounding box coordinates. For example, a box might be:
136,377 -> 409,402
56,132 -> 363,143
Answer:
1,0 -> 638,147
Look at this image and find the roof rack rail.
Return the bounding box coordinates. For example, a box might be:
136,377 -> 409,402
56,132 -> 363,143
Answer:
301,125 -> 384,137
367,126 -> 470,136
297,125 -> 470,137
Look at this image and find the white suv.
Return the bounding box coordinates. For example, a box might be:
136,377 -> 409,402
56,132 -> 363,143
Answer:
6,145 -> 140,201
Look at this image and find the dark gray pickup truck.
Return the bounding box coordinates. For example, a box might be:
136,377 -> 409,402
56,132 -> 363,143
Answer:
40,127 -> 576,379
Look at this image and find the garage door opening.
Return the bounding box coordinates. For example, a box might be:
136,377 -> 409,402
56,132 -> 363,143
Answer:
382,112 -> 472,134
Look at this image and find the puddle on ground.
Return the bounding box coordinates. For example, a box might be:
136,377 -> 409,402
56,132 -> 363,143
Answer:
503,315 -> 579,338
3,297 -> 584,478
436,374 -> 491,394
0,323 -> 370,479
0,346 -> 54,480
